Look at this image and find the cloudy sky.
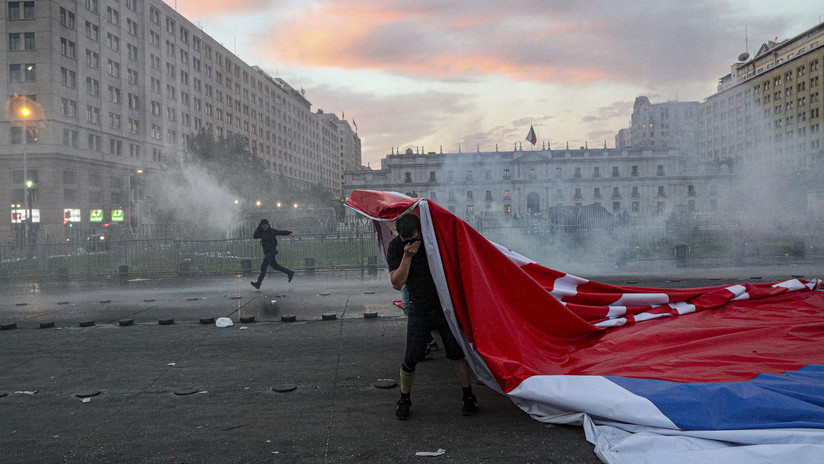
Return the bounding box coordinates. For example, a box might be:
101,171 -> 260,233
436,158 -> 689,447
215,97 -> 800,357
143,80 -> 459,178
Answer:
165,0 -> 823,168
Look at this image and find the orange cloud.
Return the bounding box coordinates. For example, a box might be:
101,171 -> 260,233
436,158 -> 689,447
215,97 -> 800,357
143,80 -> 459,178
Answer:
273,2 -> 406,61
167,0 -> 272,19
258,1 -> 609,85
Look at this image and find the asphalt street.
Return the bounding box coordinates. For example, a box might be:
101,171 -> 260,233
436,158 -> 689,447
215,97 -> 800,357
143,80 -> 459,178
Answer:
1,264 -> 821,463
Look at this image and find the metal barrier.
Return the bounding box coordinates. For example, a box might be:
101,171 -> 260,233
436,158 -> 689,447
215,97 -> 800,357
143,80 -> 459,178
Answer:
0,227 -> 820,282
0,232 -> 385,282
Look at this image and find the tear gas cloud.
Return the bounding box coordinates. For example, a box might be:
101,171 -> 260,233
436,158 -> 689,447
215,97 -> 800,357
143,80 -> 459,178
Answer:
144,163 -> 242,235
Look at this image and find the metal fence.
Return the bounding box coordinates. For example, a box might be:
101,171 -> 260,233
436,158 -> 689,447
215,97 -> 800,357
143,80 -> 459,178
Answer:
2,220 -> 822,282
0,232 -> 385,282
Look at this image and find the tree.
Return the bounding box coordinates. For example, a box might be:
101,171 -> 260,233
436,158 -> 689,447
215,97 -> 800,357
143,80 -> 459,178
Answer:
185,130 -> 276,201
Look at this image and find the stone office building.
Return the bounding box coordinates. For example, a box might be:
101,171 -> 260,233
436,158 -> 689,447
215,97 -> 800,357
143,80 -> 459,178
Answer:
700,21 -> 824,170
1,0 -> 359,241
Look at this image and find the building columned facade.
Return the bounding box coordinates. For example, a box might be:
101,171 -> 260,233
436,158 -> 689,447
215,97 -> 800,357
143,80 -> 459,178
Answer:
1,0 -> 359,241
345,146 -> 731,222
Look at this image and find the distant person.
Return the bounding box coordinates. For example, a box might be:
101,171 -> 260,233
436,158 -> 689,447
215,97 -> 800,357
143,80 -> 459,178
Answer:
250,219 -> 294,289
387,214 -> 477,420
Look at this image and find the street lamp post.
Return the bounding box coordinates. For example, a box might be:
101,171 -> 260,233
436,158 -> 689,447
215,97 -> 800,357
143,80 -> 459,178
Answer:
26,180 -> 33,242
21,106 -> 31,245
127,169 -> 143,234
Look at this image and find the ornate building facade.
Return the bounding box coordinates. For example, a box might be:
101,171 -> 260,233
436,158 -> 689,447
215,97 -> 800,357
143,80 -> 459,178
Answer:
345,146 -> 731,222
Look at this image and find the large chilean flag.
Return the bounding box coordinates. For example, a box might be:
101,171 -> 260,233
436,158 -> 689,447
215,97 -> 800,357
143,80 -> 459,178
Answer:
345,190 -> 824,464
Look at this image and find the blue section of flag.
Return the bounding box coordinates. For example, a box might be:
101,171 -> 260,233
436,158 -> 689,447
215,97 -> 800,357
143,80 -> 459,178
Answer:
608,365 -> 824,430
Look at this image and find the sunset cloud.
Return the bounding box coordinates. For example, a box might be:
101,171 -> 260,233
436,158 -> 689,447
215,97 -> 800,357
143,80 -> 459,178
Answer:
169,0 -> 824,166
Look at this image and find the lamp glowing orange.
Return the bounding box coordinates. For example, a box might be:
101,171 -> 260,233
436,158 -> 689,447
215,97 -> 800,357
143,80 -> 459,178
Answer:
20,107 -> 31,117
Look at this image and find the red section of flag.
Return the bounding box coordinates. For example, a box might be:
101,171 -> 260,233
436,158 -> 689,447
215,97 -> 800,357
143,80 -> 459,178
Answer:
345,190 -> 824,392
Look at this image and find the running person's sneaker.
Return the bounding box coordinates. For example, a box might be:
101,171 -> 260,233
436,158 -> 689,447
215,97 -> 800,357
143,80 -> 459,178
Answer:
250,281 -> 261,289
287,271 -> 295,282
396,396 -> 411,420
461,394 -> 478,416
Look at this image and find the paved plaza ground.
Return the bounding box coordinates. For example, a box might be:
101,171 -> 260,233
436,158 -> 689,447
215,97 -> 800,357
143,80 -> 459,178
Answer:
1,264 -> 821,463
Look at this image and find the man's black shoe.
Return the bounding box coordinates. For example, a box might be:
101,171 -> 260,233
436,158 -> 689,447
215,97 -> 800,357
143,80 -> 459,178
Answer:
461,394 -> 478,416
287,271 -> 295,283
396,396 -> 411,420
250,281 -> 261,289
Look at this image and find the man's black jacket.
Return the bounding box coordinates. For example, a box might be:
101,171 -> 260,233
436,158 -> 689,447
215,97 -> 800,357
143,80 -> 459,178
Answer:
253,226 -> 292,253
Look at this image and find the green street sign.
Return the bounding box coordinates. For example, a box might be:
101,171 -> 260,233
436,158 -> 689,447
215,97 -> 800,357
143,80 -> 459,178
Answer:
90,209 -> 103,222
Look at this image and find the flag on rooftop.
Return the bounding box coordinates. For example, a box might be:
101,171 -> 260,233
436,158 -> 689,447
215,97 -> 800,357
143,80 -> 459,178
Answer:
525,125 -> 537,145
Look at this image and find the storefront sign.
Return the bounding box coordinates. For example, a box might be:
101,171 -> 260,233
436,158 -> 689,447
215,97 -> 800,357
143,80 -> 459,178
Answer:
11,209 -> 40,223
63,208 -> 81,223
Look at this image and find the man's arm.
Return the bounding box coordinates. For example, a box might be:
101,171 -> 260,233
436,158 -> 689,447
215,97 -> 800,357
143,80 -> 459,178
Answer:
253,226 -> 262,239
390,255 -> 411,290
389,240 -> 421,290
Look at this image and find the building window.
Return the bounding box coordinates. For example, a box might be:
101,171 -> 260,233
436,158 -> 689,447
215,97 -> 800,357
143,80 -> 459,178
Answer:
62,129 -> 79,147
60,37 -> 76,58
86,106 -> 100,124
86,77 -> 99,96
656,165 -> 665,176
8,2 -> 35,20
484,190 -> 493,201
61,98 -> 77,117
87,134 -> 101,151
528,168 -> 537,180
466,190 -> 474,201
110,138 -> 122,156
107,7 -> 120,25
593,166 -> 601,178
502,169 -> 510,180
150,6 -> 160,24
11,64 -> 36,82
86,49 -> 100,68
657,186 -> 666,197
611,166 -> 620,177
127,19 -> 138,36
60,8 -> 75,29
85,21 -> 99,41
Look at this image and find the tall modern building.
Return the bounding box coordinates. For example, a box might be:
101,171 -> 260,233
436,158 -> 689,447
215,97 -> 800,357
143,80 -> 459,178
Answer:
616,96 -> 700,152
1,0 -> 359,240
700,21 -> 824,170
